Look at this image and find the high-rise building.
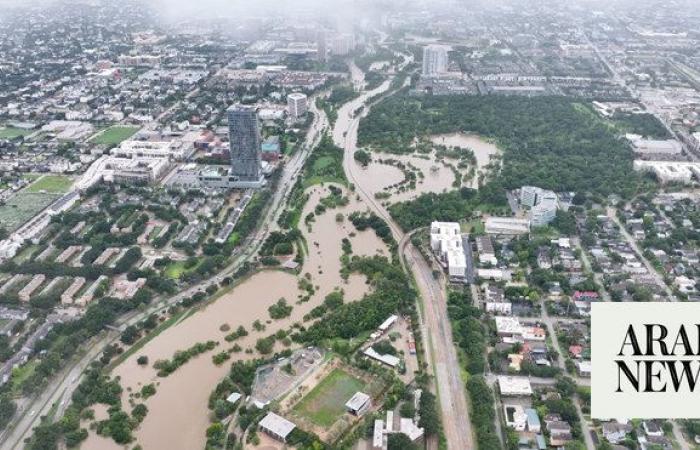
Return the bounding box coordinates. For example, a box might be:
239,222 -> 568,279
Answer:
422,45 -> 448,76
228,105 -> 262,182
287,93 -> 308,120
316,30 -> 327,62
329,34 -> 354,56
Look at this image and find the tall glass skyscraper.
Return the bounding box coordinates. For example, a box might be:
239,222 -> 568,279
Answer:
228,104 -> 262,182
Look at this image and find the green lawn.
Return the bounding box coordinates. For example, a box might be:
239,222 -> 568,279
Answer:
0,192 -> 61,231
227,231 -> 240,245
164,261 -> 187,279
24,175 -> 73,193
312,156 -> 335,172
91,126 -> 140,145
11,360 -> 40,394
292,368 -> 365,427
0,127 -> 34,139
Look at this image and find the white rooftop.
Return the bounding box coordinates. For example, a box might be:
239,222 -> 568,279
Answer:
400,418 -> 425,441
373,420 -> 385,447
346,391 -> 371,411
495,316 -> 523,335
226,392 -> 241,404
364,347 -> 401,367
498,376 -> 533,396
378,315 -> 398,332
259,412 -> 296,438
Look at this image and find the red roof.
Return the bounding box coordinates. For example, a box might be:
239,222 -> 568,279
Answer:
569,345 -> 583,357
573,291 -> 599,300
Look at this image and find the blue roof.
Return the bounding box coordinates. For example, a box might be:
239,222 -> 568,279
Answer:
535,434 -> 546,450
261,136 -> 281,153
525,409 -> 541,426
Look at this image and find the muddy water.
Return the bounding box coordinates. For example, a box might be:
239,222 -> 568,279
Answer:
353,153 -> 455,203
85,185 -> 388,450
348,60 -> 365,89
430,133 -> 502,188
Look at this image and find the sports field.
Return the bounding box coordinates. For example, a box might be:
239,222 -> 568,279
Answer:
25,175 -> 73,193
91,125 -> 140,145
0,192 -> 61,231
292,368 -> 365,427
0,127 -> 34,139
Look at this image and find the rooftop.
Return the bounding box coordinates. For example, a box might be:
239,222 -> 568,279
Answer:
345,391 -> 371,411
258,412 -> 295,439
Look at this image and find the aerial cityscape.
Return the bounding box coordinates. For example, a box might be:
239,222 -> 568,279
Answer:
0,0 -> 698,449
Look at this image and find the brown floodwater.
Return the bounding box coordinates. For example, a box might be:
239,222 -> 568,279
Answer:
84,185 -> 388,450
430,133 -> 502,188
353,152 -> 456,203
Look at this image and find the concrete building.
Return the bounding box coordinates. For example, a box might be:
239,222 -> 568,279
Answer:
495,316 -> 523,337
287,92 -> 308,120
504,404 -> 527,431
329,34 -> 354,56
61,277 -> 86,305
228,104 -> 263,185
498,376 -> 533,396
520,186 -> 540,207
346,392 -> 372,416
633,160 -> 700,184
364,347 -> 401,368
316,30 -> 327,62
430,221 -> 467,280
422,45 -> 449,76
111,140 -> 192,160
520,186 -> 559,227
258,412 -> 296,442
18,274 -> 45,302
627,136 -> 683,158
76,275 -> 108,306
485,217 -> 531,235
476,235 -> 497,265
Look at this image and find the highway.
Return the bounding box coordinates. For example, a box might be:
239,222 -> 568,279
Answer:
332,57 -> 475,450
0,93 -> 329,450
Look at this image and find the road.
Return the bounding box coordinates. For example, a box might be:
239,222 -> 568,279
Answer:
0,93 -> 330,450
582,32 -> 697,160
573,236 -> 611,302
606,207 -> 677,301
332,57 -> 474,450
673,421 -> 691,450
540,305 -> 595,450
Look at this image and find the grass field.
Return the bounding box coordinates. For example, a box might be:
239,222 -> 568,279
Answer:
91,125 -> 140,145
11,360 -> 39,394
164,259 -> 203,279
292,368 -> 365,427
0,127 -> 34,139
227,231 -> 240,245
0,192 -> 61,231
24,175 -> 73,193
165,261 -> 187,279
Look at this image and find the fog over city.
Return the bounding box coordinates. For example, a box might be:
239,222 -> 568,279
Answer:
0,0 -> 698,449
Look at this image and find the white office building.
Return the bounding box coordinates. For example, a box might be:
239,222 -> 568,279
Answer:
422,45 -> 449,76
430,221 -> 467,279
287,92 -> 308,120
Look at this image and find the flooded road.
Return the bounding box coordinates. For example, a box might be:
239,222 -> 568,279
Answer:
86,184 -> 388,450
